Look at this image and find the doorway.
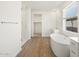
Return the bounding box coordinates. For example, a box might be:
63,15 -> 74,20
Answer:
32,14 -> 42,37
34,22 -> 42,36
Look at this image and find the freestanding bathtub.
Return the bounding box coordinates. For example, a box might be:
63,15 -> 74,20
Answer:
50,33 -> 70,57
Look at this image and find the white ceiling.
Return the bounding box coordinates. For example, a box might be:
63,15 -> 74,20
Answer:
22,1 -> 70,11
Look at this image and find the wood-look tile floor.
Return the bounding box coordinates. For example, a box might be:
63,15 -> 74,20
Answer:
17,36 -> 56,57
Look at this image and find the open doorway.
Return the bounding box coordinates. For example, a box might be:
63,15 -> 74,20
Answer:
34,22 -> 42,36
32,14 -> 42,37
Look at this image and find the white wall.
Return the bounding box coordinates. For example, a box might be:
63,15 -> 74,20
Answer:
21,6 -> 31,46
42,11 -> 57,37
0,2 -> 21,56
33,14 -> 42,22
56,9 -> 63,31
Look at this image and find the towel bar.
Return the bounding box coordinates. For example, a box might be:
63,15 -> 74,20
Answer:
0,21 -> 18,24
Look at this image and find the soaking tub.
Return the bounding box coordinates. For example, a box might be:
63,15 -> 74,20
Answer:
50,33 -> 70,57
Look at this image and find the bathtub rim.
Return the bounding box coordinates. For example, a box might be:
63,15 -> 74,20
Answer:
50,34 -> 70,46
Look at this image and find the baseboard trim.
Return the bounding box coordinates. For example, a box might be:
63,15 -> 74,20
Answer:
42,36 -> 50,38
21,36 -> 31,47
15,48 -> 22,57
0,48 -> 21,57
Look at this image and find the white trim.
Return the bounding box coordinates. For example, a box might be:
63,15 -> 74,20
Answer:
14,48 -> 22,57
0,48 -> 22,57
21,36 -> 31,46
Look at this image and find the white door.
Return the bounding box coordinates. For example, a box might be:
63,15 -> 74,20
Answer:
0,2 -> 21,57
34,22 -> 42,34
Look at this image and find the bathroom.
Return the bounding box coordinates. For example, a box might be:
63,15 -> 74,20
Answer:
20,1 -> 79,57
0,1 -> 79,57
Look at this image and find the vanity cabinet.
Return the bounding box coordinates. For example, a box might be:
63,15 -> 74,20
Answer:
70,39 -> 79,57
